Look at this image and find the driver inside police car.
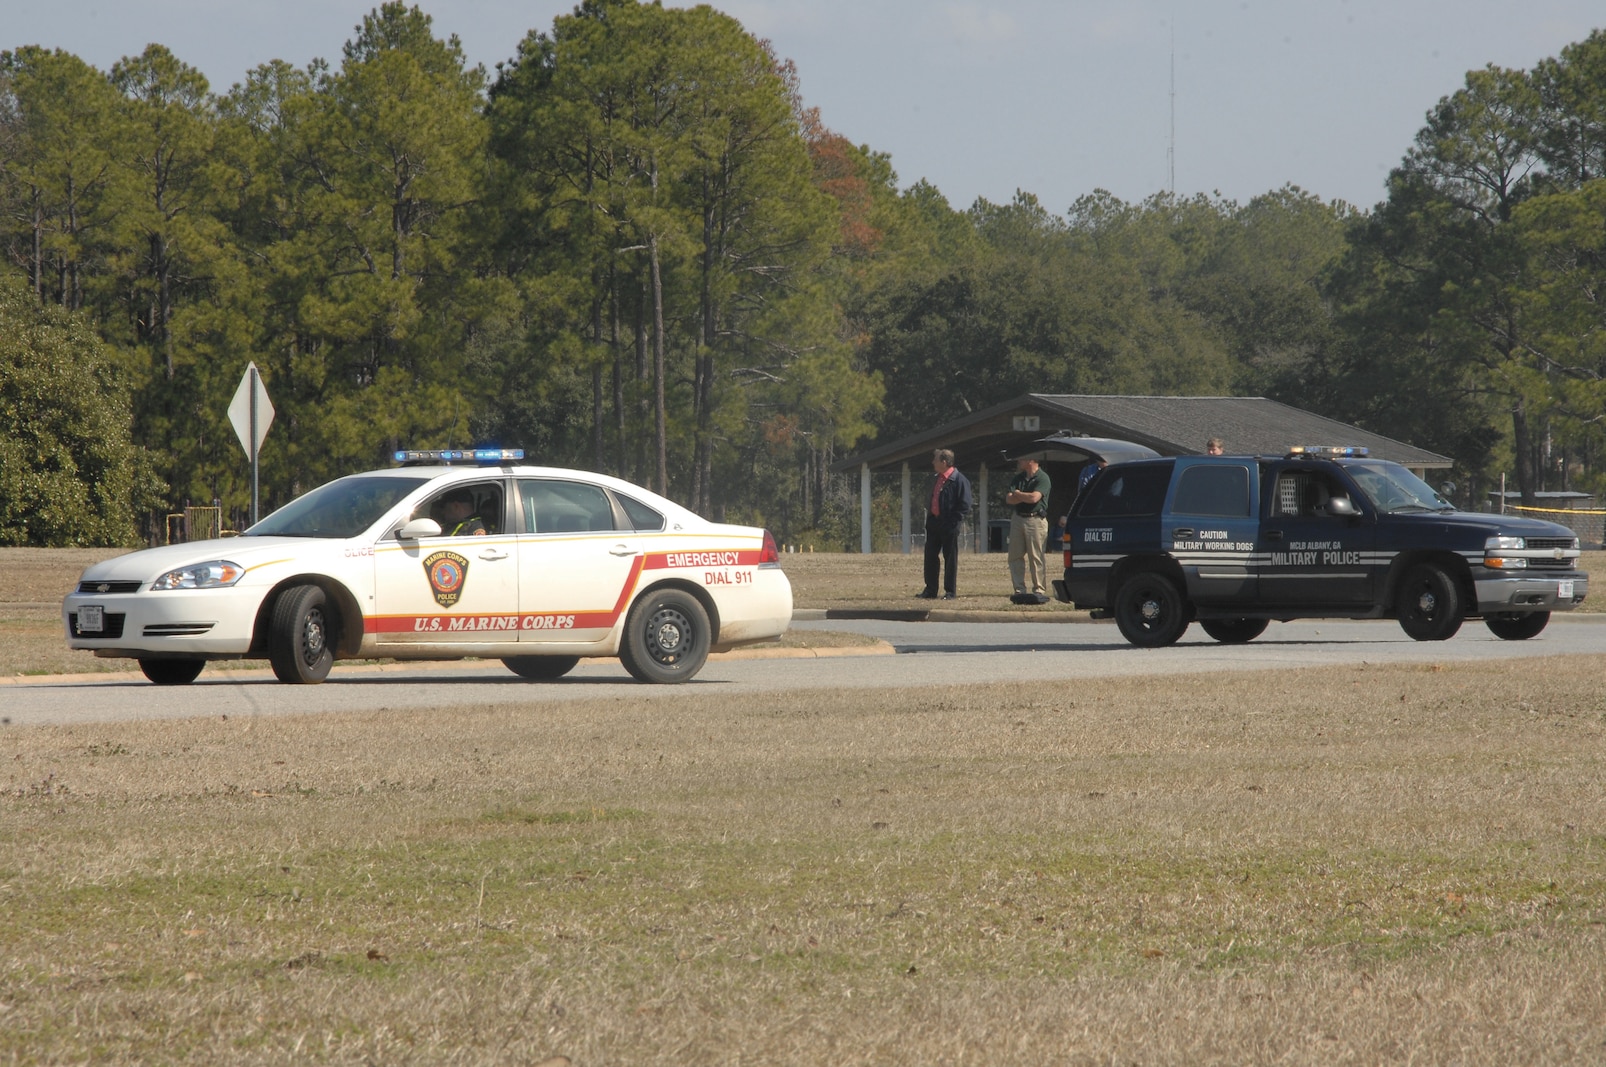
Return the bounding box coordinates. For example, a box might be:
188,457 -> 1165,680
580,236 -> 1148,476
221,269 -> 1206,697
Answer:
438,488 -> 488,536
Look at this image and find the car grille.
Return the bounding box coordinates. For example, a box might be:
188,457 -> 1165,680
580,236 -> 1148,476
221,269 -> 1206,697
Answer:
142,623 -> 215,637
1529,556 -> 1575,570
1525,537 -> 1575,551
76,580 -> 143,594
68,613 -> 126,639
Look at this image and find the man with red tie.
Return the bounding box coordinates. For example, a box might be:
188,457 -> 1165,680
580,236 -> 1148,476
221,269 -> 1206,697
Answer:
917,448 -> 973,600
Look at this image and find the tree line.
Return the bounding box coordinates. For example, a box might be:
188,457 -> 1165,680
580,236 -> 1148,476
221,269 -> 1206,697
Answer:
2,2 -> 1604,546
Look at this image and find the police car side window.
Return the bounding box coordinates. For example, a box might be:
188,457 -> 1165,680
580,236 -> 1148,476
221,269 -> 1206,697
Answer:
617,494 -> 665,532
420,482 -> 503,535
1082,465 -> 1172,518
520,480 -> 620,534
1172,465 -> 1251,518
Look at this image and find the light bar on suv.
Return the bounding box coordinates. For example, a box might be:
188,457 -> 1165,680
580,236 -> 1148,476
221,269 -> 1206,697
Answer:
1287,445 -> 1369,458
394,448 -> 525,465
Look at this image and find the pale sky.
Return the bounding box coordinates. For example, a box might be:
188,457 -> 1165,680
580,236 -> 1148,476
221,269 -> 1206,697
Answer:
8,1 -> 1604,212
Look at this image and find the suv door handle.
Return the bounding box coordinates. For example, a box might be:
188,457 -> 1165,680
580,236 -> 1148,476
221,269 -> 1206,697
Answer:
609,544 -> 637,557
1265,529 -> 1284,541
478,549 -> 509,561
1172,527 -> 1194,538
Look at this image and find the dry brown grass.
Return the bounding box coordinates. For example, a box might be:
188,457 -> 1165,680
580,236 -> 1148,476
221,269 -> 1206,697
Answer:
777,548 -> 1073,611
5,657 -> 1606,1063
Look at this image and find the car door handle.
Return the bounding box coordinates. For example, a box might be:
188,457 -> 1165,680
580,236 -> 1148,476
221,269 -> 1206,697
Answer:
1265,529 -> 1284,541
1172,527 -> 1194,538
478,549 -> 509,561
609,544 -> 637,557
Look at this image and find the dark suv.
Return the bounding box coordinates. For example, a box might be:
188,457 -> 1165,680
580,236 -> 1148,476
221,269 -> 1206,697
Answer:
1055,447 -> 1589,647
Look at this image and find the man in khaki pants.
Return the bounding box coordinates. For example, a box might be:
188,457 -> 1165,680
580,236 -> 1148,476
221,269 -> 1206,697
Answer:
1006,456 -> 1052,604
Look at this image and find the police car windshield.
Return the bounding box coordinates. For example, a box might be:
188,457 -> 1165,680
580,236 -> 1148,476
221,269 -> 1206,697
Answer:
245,475 -> 431,538
1346,461 -> 1454,514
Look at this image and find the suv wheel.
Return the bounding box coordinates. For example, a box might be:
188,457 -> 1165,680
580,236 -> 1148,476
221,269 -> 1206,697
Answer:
1396,564 -> 1463,641
1113,572 -> 1189,647
1199,618 -> 1268,644
1484,611 -> 1549,641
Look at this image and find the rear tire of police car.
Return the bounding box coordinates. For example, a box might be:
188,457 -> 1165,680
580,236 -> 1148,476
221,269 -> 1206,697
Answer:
1113,572 -> 1190,647
1199,618 -> 1268,644
619,589 -> 710,683
268,584 -> 335,684
1484,611 -> 1549,641
1396,564 -> 1463,641
502,655 -> 581,680
139,658 -> 204,685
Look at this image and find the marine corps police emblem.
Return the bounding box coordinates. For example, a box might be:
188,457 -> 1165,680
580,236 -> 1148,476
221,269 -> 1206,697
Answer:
422,550 -> 470,607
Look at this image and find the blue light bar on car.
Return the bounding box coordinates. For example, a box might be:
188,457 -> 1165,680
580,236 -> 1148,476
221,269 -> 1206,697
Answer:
393,448 -> 525,464
1287,445 -> 1369,458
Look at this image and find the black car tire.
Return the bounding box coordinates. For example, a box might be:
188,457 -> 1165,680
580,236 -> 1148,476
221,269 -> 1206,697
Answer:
1484,611 -> 1550,641
139,658 -> 204,685
1113,572 -> 1190,647
618,589 -> 711,683
1396,564 -> 1463,641
1199,618 -> 1269,644
502,655 -> 581,680
268,584 -> 335,684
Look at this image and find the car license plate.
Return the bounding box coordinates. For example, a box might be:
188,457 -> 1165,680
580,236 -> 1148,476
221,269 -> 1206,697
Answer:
1558,580 -> 1574,599
79,604 -> 105,632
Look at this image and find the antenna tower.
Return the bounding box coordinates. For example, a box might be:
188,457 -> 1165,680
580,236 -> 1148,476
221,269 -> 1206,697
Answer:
1168,23 -> 1176,195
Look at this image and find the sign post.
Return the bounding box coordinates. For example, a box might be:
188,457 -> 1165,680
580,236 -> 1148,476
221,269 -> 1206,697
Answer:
227,363 -> 275,526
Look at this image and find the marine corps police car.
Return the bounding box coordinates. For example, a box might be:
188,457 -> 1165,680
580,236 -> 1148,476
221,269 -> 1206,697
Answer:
63,450 -> 792,685
1057,445 -> 1588,647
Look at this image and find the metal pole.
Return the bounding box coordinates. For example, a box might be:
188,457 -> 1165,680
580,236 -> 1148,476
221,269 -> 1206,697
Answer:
860,463 -> 872,554
250,364 -> 260,526
900,462 -> 911,555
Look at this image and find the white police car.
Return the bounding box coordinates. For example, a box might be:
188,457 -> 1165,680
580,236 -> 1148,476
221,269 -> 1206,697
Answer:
63,450 -> 793,685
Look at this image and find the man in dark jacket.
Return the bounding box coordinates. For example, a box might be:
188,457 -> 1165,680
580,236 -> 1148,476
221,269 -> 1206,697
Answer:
918,448 -> 973,600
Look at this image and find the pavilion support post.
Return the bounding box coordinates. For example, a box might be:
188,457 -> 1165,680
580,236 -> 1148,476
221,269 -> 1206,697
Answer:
900,462 -> 911,554
860,463 -> 872,553
977,464 -> 989,553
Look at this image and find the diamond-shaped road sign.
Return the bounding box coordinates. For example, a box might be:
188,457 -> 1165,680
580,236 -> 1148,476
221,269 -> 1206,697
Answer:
227,363 -> 274,457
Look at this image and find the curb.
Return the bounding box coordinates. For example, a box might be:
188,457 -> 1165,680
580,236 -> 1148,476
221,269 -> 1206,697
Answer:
800,607 -> 1106,623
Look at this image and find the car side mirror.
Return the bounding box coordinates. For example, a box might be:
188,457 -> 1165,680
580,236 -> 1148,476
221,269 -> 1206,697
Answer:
397,517 -> 442,540
1325,497 -> 1358,517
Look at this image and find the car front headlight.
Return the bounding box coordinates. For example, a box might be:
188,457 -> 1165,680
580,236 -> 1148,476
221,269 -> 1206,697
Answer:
151,561 -> 245,590
1485,535 -> 1525,551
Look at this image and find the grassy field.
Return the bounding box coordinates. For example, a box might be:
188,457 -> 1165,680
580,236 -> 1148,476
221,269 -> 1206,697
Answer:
4,659 -> 1605,1063
3,548 -> 1606,1062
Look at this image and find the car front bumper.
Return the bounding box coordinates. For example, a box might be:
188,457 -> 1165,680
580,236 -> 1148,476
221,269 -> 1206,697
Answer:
1473,571 -> 1588,614
63,587 -> 265,659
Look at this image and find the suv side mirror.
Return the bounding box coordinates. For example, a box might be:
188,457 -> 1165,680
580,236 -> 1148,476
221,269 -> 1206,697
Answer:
397,517 -> 442,540
1324,496 -> 1358,517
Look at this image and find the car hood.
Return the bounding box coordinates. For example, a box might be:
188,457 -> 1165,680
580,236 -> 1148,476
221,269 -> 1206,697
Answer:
73,536 -> 334,585
1398,509 -> 1580,540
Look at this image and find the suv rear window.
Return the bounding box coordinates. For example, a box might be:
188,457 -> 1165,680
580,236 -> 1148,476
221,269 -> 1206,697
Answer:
1081,463 -> 1172,518
1172,464 -> 1252,517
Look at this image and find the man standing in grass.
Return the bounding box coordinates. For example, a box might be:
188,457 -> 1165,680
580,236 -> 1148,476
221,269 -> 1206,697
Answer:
1006,456 -> 1051,604
917,448 -> 972,600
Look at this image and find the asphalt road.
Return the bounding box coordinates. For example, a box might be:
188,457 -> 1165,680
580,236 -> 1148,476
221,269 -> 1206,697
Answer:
6,615 -> 1602,728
